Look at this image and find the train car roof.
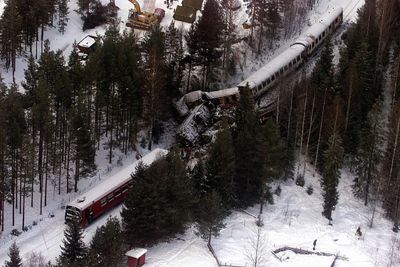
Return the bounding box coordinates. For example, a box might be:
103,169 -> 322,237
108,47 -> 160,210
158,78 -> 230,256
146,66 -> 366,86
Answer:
238,44 -> 305,89
203,87 -> 239,99
67,148 -> 168,210
293,6 -> 343,46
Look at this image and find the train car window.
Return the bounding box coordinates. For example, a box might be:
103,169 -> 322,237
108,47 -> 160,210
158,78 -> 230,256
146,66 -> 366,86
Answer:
107,193 -> 114,202
297,56 -> 301,61
122,188 -> 128,194
280,69 -> 283,75
100,198 -> 107,207
284,65 -> 288,71
289,62 -> 293,68
267,78 -> 271,84
323,31 -> 326,37
115,190 -> 122,198
271,75 -> 275,81
262,81 -> 266,87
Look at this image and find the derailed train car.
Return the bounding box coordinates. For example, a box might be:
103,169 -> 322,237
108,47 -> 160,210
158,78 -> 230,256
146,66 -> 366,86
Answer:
175,6 -> 343,145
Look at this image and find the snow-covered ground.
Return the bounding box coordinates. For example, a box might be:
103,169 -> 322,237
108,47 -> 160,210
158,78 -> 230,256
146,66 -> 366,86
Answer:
143,164 -> 397,267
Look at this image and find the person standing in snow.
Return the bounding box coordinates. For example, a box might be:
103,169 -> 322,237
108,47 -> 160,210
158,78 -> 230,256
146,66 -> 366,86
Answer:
356,226 -> 362,238
313,239 -> 317,250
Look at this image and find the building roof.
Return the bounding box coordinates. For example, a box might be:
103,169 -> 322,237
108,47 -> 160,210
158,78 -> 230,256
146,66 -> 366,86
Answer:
77,35 -> 97,48
182,0 -> 203,10
173,5 -> 197,24
67,149 -> 168,210
126,248 -> 148,258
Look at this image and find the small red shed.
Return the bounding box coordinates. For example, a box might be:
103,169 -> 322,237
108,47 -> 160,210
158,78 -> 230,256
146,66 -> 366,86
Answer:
126,248 -> 147,267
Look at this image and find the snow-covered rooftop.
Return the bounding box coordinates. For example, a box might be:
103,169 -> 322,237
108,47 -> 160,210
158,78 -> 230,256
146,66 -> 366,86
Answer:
126,248 -> 147,258
68,148 -> 168,210
77,35 -> 97,48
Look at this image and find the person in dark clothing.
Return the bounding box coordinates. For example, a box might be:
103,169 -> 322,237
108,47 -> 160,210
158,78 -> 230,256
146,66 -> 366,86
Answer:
356,226 -> 362,238
313,239 -> 317,250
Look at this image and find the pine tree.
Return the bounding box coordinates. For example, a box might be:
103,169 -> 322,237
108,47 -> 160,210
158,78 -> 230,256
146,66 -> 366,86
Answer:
57,0 -> 69,34
165,148 -> 194,227
382,101 -> 400,227
0,73 -> 6,232
234,87 -> 265,206
266,2 -> 281,43
321,133 -> 344,224
311,38 -> 335,91
121,150 -> 192,246
262,119 -> 286,181
187,0 -> 225,89
58,218 -> 87,266
165,21 -> 184,98
86,217 -> 125,267
142,26 -> 169,150
205,120 -> 235,207
195,190 -> 226,246
4,242 -> 22,267
221,0 -> 239,76
5,85 -> 26,226
0,0 -> 23,82
257,118 -> 286,218
251,0 -> 269,53
22,55 -> 39,105
191,159 -> 208,199
353,100 -> 384,206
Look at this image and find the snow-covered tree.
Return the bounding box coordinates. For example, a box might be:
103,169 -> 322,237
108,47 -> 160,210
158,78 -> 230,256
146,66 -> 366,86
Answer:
4,242 -> 22,267
58,218 -> 87,266
321,133 -> 344,224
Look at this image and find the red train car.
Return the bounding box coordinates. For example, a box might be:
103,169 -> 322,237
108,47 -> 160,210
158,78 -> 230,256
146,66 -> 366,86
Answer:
65,149 -> 168,227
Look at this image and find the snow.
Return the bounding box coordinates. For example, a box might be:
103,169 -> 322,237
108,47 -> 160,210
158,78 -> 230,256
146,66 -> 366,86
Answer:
301,5 -> 343,44
77,35 -> 97,48
238,44 -> 306,95
174,90 -> 203,116
203,87 -> 239,100
68,148 -> 167,210
126,248 -> 147,258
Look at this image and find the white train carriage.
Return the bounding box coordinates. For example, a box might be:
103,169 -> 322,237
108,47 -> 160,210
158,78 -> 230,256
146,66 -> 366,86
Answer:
292,6 -> 343,55
175,5 -> 344,124
238,44 -> 306,98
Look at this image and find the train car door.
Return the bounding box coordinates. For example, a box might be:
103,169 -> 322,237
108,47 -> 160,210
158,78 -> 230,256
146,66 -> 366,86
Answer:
86,207 -> 94,224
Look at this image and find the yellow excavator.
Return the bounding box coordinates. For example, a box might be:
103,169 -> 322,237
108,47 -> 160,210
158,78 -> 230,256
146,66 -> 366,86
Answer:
126,0 -> 160,30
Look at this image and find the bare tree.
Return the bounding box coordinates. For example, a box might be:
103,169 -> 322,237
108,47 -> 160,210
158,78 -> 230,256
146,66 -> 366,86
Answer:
245,227 -> 269,267
26,251 -> 47,267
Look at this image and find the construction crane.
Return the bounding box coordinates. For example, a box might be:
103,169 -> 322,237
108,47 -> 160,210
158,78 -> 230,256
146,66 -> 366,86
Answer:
126,0 -> 160,30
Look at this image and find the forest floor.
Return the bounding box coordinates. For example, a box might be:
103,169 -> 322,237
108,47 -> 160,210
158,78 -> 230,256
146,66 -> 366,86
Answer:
1,0 -> 392,266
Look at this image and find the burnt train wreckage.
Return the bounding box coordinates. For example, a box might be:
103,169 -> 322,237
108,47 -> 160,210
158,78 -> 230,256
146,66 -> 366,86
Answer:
175,6 -> 343,145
